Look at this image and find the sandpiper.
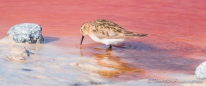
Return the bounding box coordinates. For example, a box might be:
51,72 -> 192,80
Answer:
80,19 -> 147,50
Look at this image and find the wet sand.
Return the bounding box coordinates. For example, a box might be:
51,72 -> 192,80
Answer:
0,0 -> 206,86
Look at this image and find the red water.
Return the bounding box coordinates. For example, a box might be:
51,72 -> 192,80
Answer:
0,0 -> 206,81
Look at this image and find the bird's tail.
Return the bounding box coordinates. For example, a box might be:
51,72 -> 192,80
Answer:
127,33 -> 148,38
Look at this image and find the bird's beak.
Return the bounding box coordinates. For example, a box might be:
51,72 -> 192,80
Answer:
80,35 -> 84,45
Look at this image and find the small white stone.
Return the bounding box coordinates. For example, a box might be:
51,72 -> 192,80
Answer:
195,61 -> 206,79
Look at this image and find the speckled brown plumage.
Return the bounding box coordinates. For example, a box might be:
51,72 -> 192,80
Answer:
81,19 -> 147,39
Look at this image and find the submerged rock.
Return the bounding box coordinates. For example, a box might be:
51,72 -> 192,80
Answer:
6,46 -> 29,63
195,61 -> 206,79
4,43 -> 43,63
7,23 -> 44,44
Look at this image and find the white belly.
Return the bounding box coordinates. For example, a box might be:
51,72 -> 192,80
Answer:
90,35 -> 124,45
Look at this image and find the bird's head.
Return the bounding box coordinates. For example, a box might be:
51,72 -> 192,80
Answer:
80,22 -> 92,45
80,22 -> 91,36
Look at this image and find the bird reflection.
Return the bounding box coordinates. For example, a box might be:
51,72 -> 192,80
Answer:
86,49 -> 145,78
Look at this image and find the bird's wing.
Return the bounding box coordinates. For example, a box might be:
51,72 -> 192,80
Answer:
91,19 -> 134,39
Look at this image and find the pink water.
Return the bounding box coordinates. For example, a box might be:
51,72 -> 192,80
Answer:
0,0 -> 206,83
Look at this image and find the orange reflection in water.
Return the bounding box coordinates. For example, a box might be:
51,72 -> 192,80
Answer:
90,50 -> 145,78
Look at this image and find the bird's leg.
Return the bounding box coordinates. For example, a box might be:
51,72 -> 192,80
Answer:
109,44 -> 112,49
106,44 -> 112,51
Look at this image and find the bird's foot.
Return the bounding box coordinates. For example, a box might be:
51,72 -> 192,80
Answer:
106,44 -> 112,52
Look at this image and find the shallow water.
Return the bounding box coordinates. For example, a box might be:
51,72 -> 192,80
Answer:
0,0 -> 206,86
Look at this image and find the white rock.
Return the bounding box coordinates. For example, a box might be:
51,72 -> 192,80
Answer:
7,23 -> 44,44
195,61 -> 206,79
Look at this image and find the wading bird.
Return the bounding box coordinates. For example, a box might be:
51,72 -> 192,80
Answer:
80,19 -> 147,50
